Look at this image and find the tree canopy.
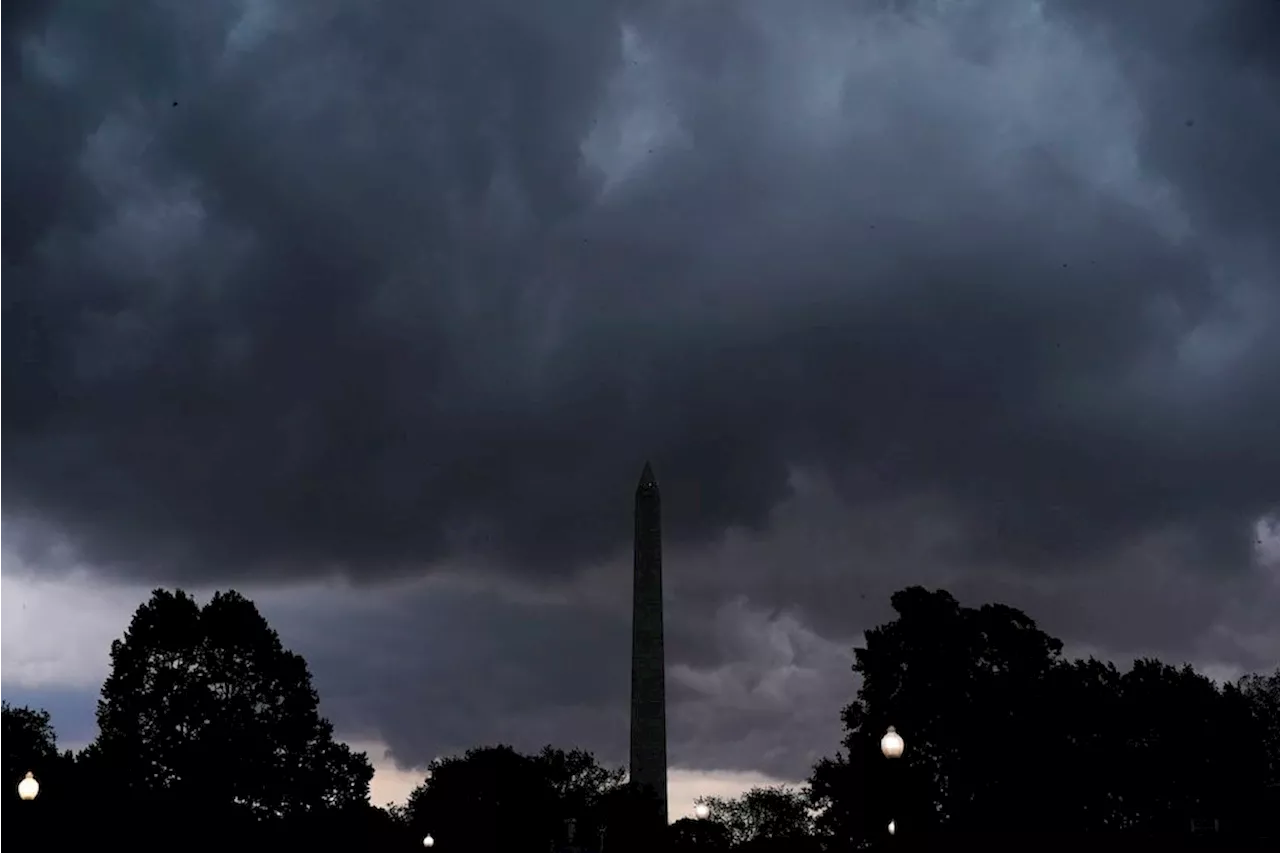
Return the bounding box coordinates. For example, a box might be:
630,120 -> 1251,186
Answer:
810,586 -> 1277,845
92,588 -> 372,820
8,583 -> 1279,849
1238,668 -> 1280,786
2,702 -> 61,790
695,785 -> 814,847
402,744 -> 625,851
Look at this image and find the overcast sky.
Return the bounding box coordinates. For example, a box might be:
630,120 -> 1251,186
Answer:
3,0 -> 1279,815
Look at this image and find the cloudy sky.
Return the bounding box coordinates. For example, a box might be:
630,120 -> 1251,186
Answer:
3,0 -> 1279,816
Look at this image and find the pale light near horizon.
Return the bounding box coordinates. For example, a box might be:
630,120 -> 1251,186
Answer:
694,803 -> 710,819
423,834 -> 434,848
881,726 -> 905,759
18,772 -> 39,801
355,744 -> 791,822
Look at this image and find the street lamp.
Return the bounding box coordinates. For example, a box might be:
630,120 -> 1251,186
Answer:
17,772 -> 39,801
880,726 -> 904,759
881,728 -> 905,844
694,803 -> 710,820
423,834 -> 435,848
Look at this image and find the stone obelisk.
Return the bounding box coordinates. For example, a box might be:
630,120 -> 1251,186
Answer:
629,461 -> 669,828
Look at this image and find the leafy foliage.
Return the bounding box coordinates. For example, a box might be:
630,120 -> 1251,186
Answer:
811,586 -> 1275,844
2,702 -> 60,788
1237,667 -> 1280,785
695,785 -> 814,846
402,744 -> 624,850
9,583 -> 1279,849
92,588 -> 372,819
669,815 -> 731,851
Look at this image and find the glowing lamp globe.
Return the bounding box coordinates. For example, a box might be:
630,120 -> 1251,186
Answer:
888,820 -> 896,836
423,834 -> 435,848
17,772 -> 39,801
694,803 -> 710,820
880,726 -> 905,759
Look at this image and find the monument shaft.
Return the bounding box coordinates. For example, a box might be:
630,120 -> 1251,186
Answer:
630,462 -> 668,827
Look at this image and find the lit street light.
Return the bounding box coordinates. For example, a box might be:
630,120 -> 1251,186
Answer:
881,726 -> 904,759
882,728 -> 905,843
17,772 -> 39,801
423,834 -> 435,848
694,803 -> 710,820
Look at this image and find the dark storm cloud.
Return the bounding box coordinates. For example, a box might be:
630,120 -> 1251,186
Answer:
289,579 -> 634,770
4,0 -> 1279,585
265,472 -> 1276,781
269,573 -> 853,781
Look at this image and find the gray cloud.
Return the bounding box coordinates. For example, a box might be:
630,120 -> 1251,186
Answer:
266,569 -> 856,782
4,0 -> 1280,782
278,481 -> 1279,780
5,0 -> 1277,585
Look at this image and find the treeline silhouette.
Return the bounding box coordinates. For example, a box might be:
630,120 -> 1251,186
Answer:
4,586 -> 1277,851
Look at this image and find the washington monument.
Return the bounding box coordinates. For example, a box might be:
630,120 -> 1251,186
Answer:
630,461 -> 668,827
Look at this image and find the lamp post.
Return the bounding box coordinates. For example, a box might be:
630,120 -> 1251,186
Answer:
881,727 -> 904,844
17,772 -> 39,801
880,726 -> 904,760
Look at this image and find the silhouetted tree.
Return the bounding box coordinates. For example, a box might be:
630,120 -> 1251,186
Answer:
1239,667 -> 1280,786
809,751 -> 868,846
538,745 -> 626,845
1111,655 -> 1259,829
1239,670 -> 1280,836
696,785 -> 814,847
3,703 -> 80,847
268,800 -> 415,847
404,745 -> 562,850
812,587 -> 1066,842
1038,656 -> 1127,830
91,588 -> 372,830
600,780 -> 667,853
668,815 -> 731,851
402,744 -> 626,851
2,702 -> 60,792
812,586 -> 1275,847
